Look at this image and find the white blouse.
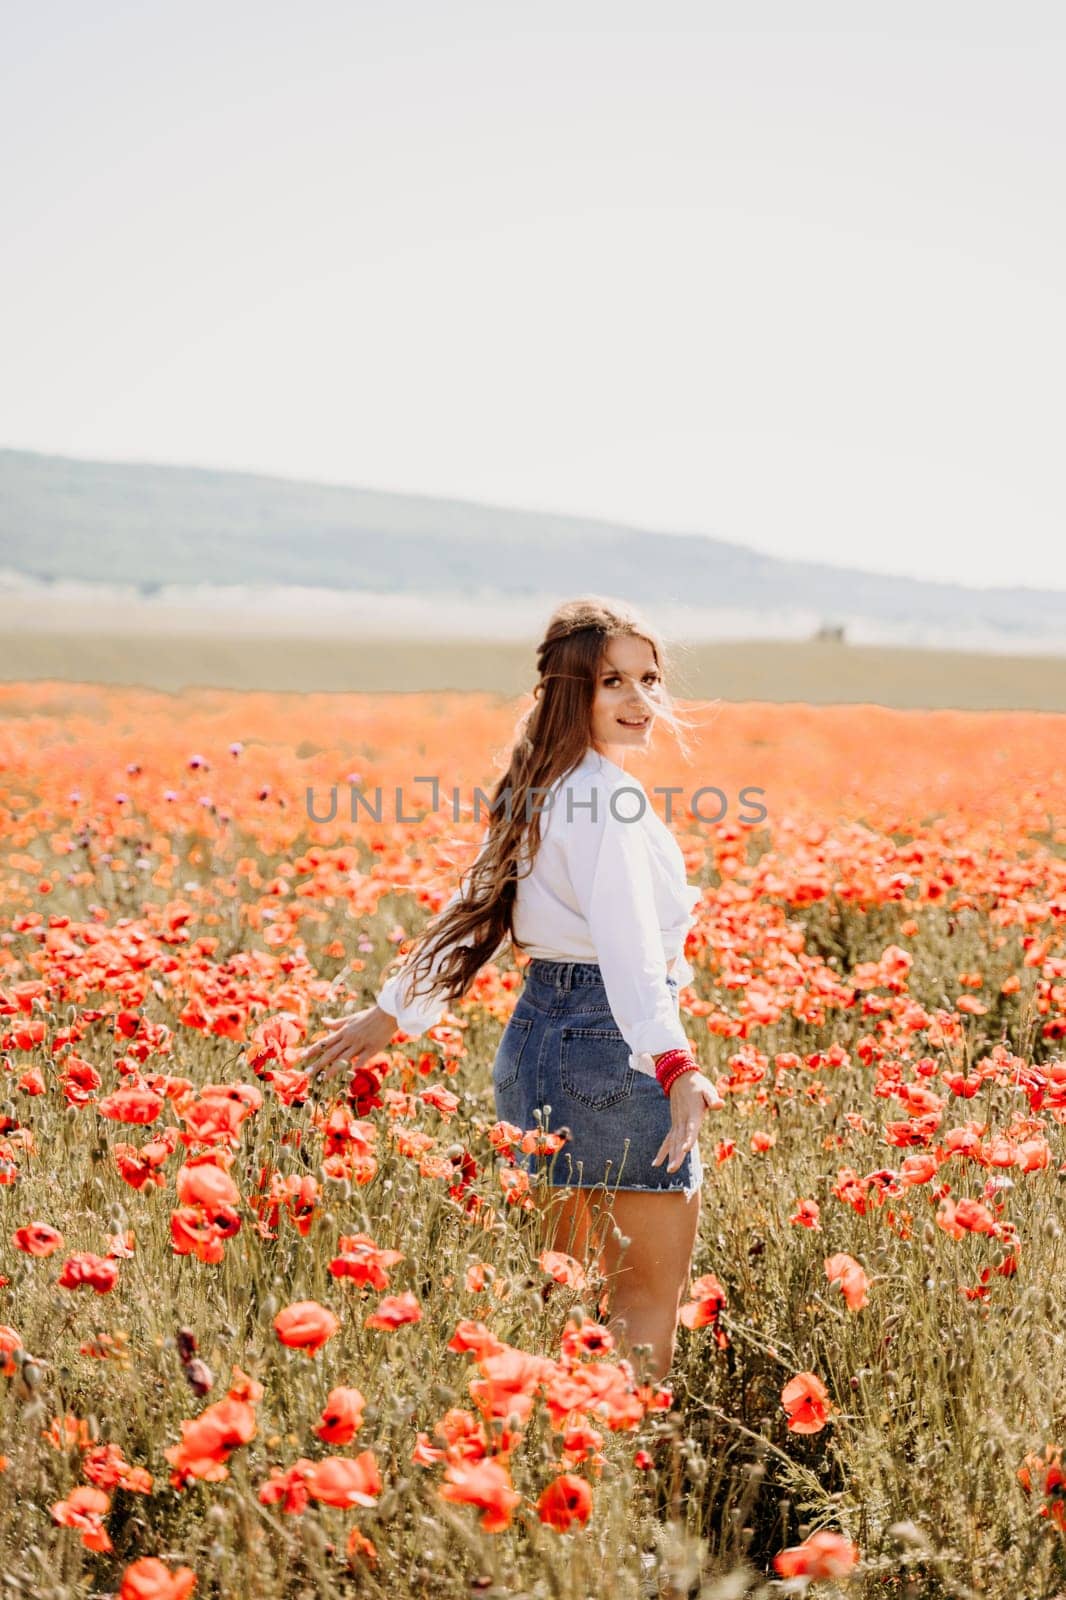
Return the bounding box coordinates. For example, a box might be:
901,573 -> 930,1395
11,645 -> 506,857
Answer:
375,746 -> 700,1076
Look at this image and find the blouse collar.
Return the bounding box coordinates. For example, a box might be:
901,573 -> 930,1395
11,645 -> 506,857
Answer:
572,746 -> 640,785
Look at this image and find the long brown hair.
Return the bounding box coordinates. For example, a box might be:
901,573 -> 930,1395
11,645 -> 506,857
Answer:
378,594 -> 698,1015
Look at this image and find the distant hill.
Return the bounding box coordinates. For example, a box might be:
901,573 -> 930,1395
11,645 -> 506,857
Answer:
2,445 -> 1064,639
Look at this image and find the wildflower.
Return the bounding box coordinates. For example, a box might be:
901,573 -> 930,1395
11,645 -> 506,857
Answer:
678,1273 -> 729,1349
83,1442 -> 153,1494
119,1557 -> 198,1600
12,1222 -> 64,1257
258,1460 -> 315,1515
538,1250 -> 587,1289
447,1320 -> 508,1360
824,1253 -> 870,1311
899,1152 -> 939,1185
227,1366 -> 264,1403
781,1371 -> 833,1434
0,1326 -> 23,1377
327,1231 -> 404,1289
936,1195 -> 997,1239
558,1420 -> 605,1468
438,1456 -> 522,1531
1019,1442 -> 1066,1531
273,1300 -> 340,1353
364,1290 -> 422,1329
61,1057 -> 101,1106
97,1087 -> 164,1124
467,1346 -> 553,1426
773,1530 -> 860,1578
315,1385 -> 367,1445
175,1161 -> 241,1208
346,1525 -> 379,1567
50,1485 -> 112,1552
304,1451 -> 382,1507
560,1317 -> 615,1361
164,1397 -> 257,1486
178,1096 -> 248,1149
536,1472 -> 593,1530
58,1253 -> 120,1293
113,1134 -> 175,1190
45,1413 -> 94,1451
170,1205 -> 241,1264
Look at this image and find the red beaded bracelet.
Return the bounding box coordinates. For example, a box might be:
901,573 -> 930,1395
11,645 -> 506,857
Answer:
659,1060 -> 697,1095
654,1047 -> 699,1096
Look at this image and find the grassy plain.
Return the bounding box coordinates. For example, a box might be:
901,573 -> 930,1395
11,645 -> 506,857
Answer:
5,630 -> 1066,708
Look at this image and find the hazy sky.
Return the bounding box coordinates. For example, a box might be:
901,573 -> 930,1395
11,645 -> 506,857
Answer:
2,1 -> 1063,587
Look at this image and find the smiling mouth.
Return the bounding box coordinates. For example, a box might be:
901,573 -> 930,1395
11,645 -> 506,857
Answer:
617,717 -> 649,728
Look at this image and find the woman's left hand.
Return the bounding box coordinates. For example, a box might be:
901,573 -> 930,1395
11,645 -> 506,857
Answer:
651,1070 -> 725,1174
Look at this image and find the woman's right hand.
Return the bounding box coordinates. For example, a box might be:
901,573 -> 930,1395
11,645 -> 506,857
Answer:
299,1004 -> 398,1091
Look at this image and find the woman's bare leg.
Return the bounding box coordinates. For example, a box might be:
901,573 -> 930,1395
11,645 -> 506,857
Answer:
532,1182 -> 701,1381
596,1188 -> 702,1383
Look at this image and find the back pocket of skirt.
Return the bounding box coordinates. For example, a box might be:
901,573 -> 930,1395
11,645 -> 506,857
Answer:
560,1025 -> 634,1110
493,1014 -> 534,1091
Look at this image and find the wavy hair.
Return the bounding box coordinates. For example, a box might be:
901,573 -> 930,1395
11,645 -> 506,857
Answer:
377,594 -> 699,1017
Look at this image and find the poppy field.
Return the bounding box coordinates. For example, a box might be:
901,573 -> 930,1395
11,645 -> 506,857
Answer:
1,682 -> 1066,1599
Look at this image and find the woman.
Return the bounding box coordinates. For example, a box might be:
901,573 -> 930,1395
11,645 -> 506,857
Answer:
301,596 -> 724,1382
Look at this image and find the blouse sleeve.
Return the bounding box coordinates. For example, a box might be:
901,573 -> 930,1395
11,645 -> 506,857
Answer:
560,782 -> 691,1060
375,831 -> 505,1037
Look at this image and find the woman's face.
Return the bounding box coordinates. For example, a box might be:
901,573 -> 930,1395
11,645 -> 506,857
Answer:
589,635 -> 663,757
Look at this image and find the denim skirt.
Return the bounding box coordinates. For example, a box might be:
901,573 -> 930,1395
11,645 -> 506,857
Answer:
490,958 -> 703,1197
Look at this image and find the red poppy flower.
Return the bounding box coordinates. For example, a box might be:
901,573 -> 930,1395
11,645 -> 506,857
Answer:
536,1472 -> 593,1531
119,1556 -> 198,1600
315,1385 -> 367,1445
83,1442 -> 153,1495
304,1451 -> 382,1508
824,1253 -> 870,1312
170,1207 -> 240,1264
788,1198 -> 821,1229
258,1460 -> 314,1515
164,1397 -> 257,1486
50,1485 -> 112,1552
347,1526 -> 378,1567
0,1325 -> 23,1377
327,1232 -> 404,1289
773,1530 -> 860,1578
538,1250 -> 587,1289
363,1290 -> 422,1330
175,1162 -> 240,1209
437,1457 -> 522,1532
678,1272 -> 729,1348
12,1222 -> 64,1257
97,1087 -> 165,1124
58,1253 -> 119,1293
781,1371 -> 833,1434
273,1300 -> 339,1354
113,1134 -> 175,1190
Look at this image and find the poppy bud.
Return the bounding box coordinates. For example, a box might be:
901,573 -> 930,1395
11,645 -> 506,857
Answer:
17,1356 -> 46,1396
184,1359 -> 214,1397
